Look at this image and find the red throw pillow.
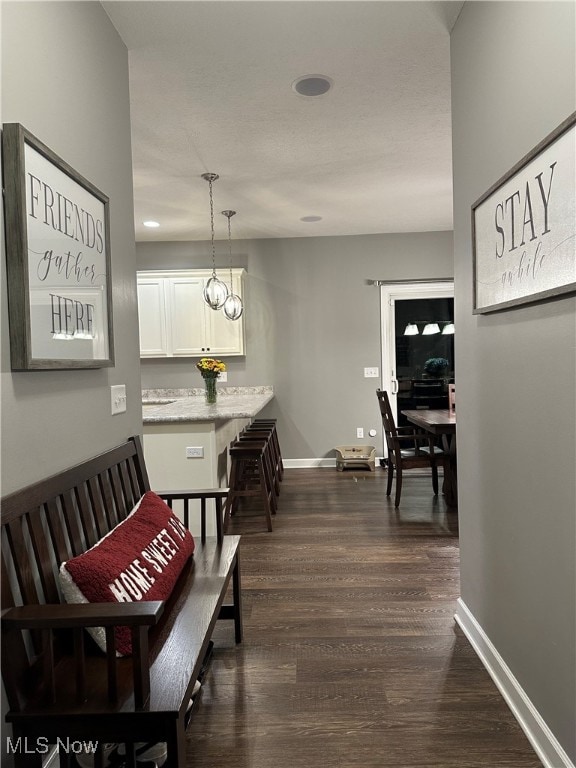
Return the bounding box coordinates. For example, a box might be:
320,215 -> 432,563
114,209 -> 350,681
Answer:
60,491 -> 195,655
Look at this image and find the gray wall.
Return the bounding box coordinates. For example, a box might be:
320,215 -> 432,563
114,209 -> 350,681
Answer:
1,1 -> 141,497
137,230 -> 454,459
451,2 -> 575,761
1,3 -> 139,762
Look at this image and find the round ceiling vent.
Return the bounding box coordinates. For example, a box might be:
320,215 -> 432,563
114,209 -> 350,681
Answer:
292,75 -> 333,97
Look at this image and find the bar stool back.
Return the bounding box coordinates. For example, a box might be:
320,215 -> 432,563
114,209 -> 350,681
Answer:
224,441 -> 274,532
248,420 -> 284,480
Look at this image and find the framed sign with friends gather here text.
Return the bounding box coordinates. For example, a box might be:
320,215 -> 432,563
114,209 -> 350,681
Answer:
2,123 -> 114,369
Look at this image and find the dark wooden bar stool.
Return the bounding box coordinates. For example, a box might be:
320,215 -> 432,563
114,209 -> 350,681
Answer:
240,428 -> 281,497
236,431 -> 279,507
224,441 -> 274,532
249,419 -> 284,481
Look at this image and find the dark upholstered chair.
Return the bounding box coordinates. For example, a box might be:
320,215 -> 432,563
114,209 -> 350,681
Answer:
376,389 -> 444,507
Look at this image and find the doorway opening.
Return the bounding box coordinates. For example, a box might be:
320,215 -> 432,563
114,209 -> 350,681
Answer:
379,280 -> 454,448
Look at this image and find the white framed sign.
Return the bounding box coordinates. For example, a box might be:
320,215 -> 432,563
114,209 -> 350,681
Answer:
2,123 -> 114,369
472,112 -> 576,314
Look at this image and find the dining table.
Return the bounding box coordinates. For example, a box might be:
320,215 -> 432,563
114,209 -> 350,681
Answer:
401,408 -> 457,508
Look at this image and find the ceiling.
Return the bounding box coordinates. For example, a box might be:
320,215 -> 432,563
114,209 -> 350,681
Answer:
102,1 -> 464,242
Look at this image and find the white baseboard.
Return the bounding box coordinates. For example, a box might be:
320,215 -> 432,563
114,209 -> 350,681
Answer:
281,459 -> 443,473
283,458 -> 386,469
283,458 -> 337,468
455,598 -> 574,768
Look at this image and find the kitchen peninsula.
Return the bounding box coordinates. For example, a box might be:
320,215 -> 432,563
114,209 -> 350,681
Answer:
142,386 -> 274,534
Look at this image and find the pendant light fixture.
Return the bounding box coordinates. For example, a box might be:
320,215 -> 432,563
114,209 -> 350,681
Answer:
422,323 -> 441,335
403,323 -> 419,336
221,210 -> 244,321
201,172 -> 229,310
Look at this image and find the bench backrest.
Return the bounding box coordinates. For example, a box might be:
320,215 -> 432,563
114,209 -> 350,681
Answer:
1,436 -> 150,709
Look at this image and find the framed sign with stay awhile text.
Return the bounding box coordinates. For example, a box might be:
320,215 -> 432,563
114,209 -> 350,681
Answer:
472,112 -> 576,314
2,123 -> 114,369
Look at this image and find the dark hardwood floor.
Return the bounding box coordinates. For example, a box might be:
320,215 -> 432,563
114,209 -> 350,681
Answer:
186,468 -> 541,767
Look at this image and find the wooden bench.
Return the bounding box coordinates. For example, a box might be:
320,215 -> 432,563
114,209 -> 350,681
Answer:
1,436 -> 242,767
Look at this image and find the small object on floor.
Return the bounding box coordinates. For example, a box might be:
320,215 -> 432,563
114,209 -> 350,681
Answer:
117,683 -> 203,766
116,741 -> 167,766
74,743 -> 118,768
73,682 -> 203,768
75,744 -> 158,767
74,644 -> 210,767
335,445 -> 377,471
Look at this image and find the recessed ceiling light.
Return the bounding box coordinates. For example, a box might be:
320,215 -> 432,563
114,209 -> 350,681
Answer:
292,75 -> 333,97
143,220 -> 160,228
300,215 -> 323,222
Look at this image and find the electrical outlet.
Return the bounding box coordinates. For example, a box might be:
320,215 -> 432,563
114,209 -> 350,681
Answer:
356,427 -> 364,439
364,367 -> 379,378
219,371 -> 228,382
111,385 -> 127,415
186,446 -> 204,459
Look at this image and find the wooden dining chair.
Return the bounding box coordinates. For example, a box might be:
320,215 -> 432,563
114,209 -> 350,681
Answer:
376,389 -> 443,507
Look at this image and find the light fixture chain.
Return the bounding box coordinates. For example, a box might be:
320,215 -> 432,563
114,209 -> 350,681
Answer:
220,209 -> 243,320
208,176 -> 217,277
201,173 -> 228,310
221,209 -> 236,287
227,214 -> 233,286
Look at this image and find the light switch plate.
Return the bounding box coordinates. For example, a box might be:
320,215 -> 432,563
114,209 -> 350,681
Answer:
364,367 -> 379,378
111,385 -> 127,415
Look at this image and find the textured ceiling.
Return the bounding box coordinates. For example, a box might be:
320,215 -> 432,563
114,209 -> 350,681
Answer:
102,1 -> 463,242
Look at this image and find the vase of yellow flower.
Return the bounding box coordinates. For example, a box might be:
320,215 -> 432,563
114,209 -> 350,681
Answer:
196,357 -> 226,404
204,376 -> 217,403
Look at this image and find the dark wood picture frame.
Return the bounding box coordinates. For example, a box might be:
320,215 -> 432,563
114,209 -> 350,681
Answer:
472,112 -> 576,314
2,123 -> 114,369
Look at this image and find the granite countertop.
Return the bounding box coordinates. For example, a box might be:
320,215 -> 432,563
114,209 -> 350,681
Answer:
142,386 -> 274,423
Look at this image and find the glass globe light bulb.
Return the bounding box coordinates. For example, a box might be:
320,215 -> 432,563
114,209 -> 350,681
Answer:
223,293 -> 244,320
203,276 -> 229,310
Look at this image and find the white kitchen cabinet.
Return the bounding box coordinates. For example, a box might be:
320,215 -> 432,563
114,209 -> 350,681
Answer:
137,269 -> 245,357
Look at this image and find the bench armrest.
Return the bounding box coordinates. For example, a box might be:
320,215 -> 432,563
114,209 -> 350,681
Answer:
1,601 -> 164,630
2,602 -> 164,709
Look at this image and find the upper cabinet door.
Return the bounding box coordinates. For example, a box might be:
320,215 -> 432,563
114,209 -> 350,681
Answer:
137,278 -> 169,356
208,271 -> 245,355
168,277 -> 210,355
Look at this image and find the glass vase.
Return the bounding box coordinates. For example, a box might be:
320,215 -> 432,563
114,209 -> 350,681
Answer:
204,376 -> 217,404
